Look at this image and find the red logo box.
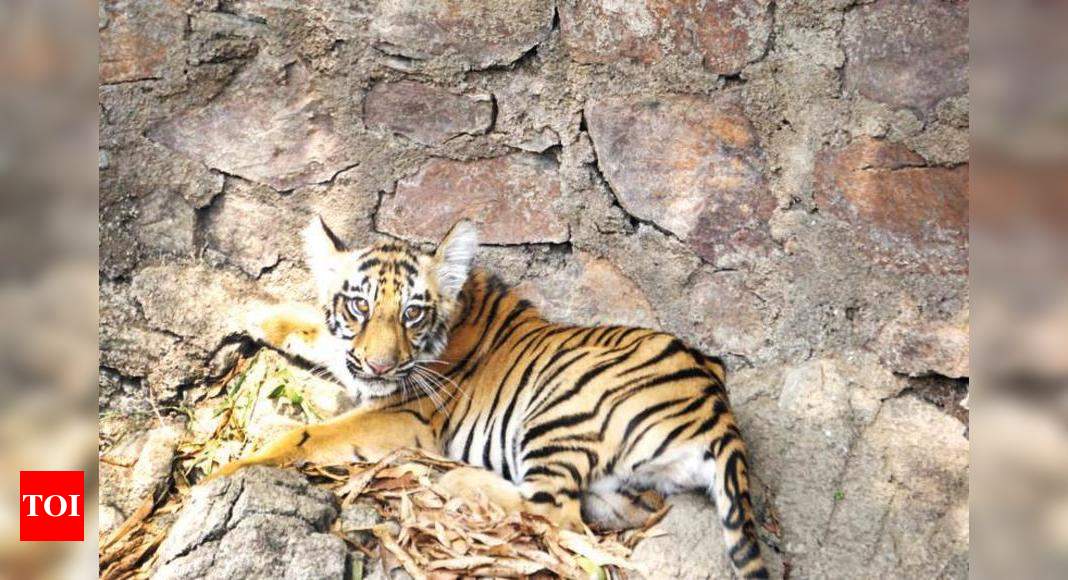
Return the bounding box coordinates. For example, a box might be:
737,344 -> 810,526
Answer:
20,471 -> 84,542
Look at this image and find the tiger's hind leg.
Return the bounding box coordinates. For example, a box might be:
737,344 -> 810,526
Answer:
627,427 -> 769,579
580,477 -> 665,532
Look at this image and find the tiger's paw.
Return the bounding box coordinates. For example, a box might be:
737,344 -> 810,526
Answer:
241,301 -> 325,361
436,466 -> 526,513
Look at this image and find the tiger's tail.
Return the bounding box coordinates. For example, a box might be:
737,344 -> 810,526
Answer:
708,418 -> 769,578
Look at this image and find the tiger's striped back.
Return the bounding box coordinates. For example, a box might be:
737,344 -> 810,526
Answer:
383,270 -> 768,578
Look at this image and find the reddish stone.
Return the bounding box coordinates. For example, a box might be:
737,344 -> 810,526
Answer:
585,94 -> 772,264
148,59 -> 355,191
370,0 -> 554,70
378,153 -> 568,245
843,0 -> 969,113
100,0 -> 186,84
517,253 -> 658,328
364,81 -> 493,146
560,0 -> 771,75
814,137 -> 969,274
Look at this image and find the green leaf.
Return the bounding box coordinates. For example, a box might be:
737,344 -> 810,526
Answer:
348,559 -> 364,580
267,384 -> 286,399
575,556 -> 606,580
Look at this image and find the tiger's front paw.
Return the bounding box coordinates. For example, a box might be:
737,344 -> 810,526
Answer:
241,301 -> 325,358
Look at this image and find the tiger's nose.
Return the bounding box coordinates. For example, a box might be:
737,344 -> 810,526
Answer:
366,359 -> 395,376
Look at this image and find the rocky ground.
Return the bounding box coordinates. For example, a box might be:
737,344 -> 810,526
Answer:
99,0 -> 969,578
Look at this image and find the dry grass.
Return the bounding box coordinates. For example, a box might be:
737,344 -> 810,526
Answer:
303,449 -> 665,579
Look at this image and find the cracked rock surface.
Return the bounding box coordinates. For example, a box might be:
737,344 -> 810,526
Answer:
100,0 -> 970,577
155,467 -> 347,580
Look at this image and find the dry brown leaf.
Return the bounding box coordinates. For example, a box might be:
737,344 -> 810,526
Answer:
426,554 -> 497,570
100,495 -> 155,551
374,525 -> 429,580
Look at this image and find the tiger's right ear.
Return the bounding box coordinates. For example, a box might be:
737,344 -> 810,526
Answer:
303,216 -> 345,299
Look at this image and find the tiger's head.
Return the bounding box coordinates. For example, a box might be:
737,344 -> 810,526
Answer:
303,216 -> 478,399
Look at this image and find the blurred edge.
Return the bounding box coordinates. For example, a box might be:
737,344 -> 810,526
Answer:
972,1 -> 1068,579
0,0 -> 100,578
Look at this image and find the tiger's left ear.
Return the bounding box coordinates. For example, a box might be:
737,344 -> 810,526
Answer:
434,220 -> 479,300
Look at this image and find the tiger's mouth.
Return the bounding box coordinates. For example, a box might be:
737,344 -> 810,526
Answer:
339,360 -> 410,399
341,372 -> 403,399
345,360 -> 410,383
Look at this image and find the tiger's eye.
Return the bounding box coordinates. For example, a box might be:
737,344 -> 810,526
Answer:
403,305 -> 424,324
348,297 -> 369,317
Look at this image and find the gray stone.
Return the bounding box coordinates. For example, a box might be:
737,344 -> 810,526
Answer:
148,58 -> 358,191
811,395 -> 968,578
98,425 -> 184,536
131,263 -> 272,352
156,467 -> 346,580
130,426 -> 182,500
201,184 -> 286,277
729,357 -> 968,578
631,493 -> 784,579
378,153 -> 569,245
512,126 -> 560,153
118,263 -> 276,398
99,140 -> 223,278
134,190 -> 195,257
689,270 -> 773,359
364,80 -> 493,146
843,0 -> 969,113
873,298 -> 970,379
339,503 -> 383,545
370,0 -> 555,70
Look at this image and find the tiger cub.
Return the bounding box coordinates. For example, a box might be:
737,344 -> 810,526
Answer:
215,217 -> 768,579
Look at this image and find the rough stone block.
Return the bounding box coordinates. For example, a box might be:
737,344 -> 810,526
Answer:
364,80 -> 493,146
378,153 -> 568,245
586,94 -> 773,265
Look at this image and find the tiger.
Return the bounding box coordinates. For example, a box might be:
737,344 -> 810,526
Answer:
213,217 -> 769,579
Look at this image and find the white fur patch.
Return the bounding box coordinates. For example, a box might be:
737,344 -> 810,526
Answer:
304,216 -> 343,302
435,220 -> 479,299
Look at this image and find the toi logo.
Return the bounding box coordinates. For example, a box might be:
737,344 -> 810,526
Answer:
20,471 -> 84,542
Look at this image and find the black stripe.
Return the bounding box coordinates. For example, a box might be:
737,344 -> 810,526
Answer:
650,420 -> 694,458
357,257 -> 381,271
618,338 -> 686,377
528,491 -> 557,505
522,444 -> 600,468
617,397 -> 691,447
690,398 -> 729,438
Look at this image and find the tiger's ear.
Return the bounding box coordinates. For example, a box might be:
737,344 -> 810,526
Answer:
434,220 -> 478,299
303,215 -> 346,300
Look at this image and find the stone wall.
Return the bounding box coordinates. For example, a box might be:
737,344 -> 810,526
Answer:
99,0 -> 969,577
